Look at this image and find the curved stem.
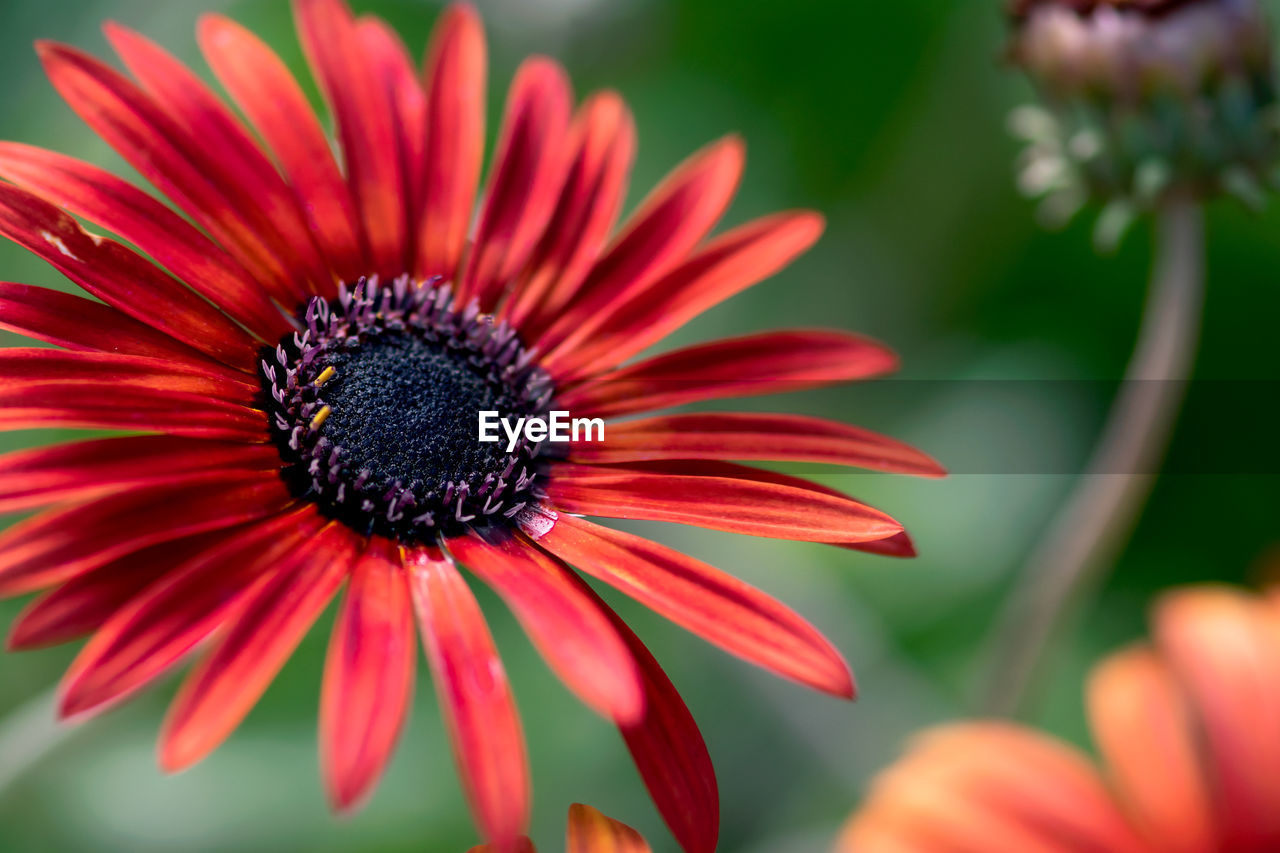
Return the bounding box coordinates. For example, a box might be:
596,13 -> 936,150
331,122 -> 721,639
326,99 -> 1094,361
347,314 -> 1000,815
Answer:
979,199 -> 1205,717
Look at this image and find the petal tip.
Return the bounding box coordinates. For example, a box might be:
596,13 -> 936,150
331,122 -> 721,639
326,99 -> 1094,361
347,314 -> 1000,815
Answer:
33,39 -> 62,62
56,684 -> 91,722
100,20 -> 131,42
4,621 -> 45,652
823,657 -> 857,700
443,1 -> 482,25
157,738 -> 197,775
195,12 -> 235,44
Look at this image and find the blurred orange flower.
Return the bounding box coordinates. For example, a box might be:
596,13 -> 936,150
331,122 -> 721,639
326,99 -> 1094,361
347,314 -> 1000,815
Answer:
838,585 -> 1280,852
471,804 -> 650,853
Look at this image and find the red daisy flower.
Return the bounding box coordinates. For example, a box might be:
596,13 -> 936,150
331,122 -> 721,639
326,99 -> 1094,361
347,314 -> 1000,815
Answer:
0,1 -> 941,850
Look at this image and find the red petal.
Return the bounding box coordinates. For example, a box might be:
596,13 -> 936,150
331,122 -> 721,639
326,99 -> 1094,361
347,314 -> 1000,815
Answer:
7,530 -> 234,650
537,137 -> 744,353
295,0 -> 409,278
58,507 -> 321,719
536,514 -> 854,697
447,534 -> 644,724
1088,647 -> 1215,853
0,473 -> 294,597
0,282 -> 236,374
406,547 -> 530,847
580,460 -> 914,558
320,537 -> 416,812
501,92 -> 635,332
37,41 -> 311,306
566,804 -> 653,853
160,522 -> 359,771
0,349 -> 256,401
843,531 -> 918,559
557,330 -> 898,419
0,382 -> 266,441
198,13 -> 366,282
414,2 -> 487,283
567,412 -> 944,477
105,22 -> 333,296
0,436 -> 277,514
1154,587 -> 1280,848
459,57 -> 572,310
547,463 -> 902,545
357,16 -> 427,243
0,143 -> 285,340
590,591 -> 719,853
546,212 -> 823,380
0,183 -> 258,367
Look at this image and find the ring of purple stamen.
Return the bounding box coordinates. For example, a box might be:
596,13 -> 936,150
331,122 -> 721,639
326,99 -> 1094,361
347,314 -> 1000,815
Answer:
261,275 -> 554,542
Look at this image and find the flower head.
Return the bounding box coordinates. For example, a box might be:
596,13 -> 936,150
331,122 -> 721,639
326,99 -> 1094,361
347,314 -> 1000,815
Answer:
839,584 -> 1280,852
1007,0 -> 1279,238
0,1 -> 941,850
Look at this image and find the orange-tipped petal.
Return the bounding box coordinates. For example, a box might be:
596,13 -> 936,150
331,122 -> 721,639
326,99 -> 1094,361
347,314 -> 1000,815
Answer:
546,211 -> 824,380
448,534 -> 645,724
566,804 -> 653,853
58,508 -> 320,720
406,547 -> 530,848
295,0 -> 409,278
104,21 -> 332,296
7,531 -> 230,651
356,16 -> 427,246
37,40 -> 308,305
502,91 -> 636,333
159,522 -> 358,772
537,514 -> 854,698
557,330 -> 897,419
539,136 -> 745,353
0,436 -> 276,514
459,57 -> 572,310
0,142 -> 284,340
0,382 -> 265,442
595,598 -> 719,853
320,537 -> 416,812
0,474 -> 294,598
0,349 -> 254,400
546,462 -> 902,545
198,13 -> 366,282
0,282 -> 219,371
0,182 -> 257,367
566,412 -> 944,478
415,2 -> 487,282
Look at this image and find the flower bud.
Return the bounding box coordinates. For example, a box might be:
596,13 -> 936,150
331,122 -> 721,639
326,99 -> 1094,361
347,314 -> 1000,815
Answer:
1007,0 -> 1279,241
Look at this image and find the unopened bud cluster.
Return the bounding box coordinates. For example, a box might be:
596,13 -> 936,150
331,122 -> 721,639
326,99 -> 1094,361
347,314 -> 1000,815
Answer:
1008,0 -> 1278,244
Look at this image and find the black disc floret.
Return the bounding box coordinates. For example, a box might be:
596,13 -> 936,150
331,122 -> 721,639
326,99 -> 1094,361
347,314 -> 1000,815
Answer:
261,275 -> 554,542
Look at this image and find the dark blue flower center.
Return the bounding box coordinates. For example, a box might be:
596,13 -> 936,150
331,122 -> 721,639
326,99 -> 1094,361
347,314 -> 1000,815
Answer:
260,276 -> 553,542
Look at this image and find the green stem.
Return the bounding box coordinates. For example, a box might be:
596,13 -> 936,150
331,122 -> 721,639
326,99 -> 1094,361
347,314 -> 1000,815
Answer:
980,199 -> 1206,717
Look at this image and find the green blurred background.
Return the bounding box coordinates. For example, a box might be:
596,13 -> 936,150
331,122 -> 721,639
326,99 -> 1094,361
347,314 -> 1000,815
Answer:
0,0 -> 1277,850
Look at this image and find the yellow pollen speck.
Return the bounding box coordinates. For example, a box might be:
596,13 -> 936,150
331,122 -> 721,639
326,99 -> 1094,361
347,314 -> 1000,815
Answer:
313,366 -> 336,387
310,405 -> 332,430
